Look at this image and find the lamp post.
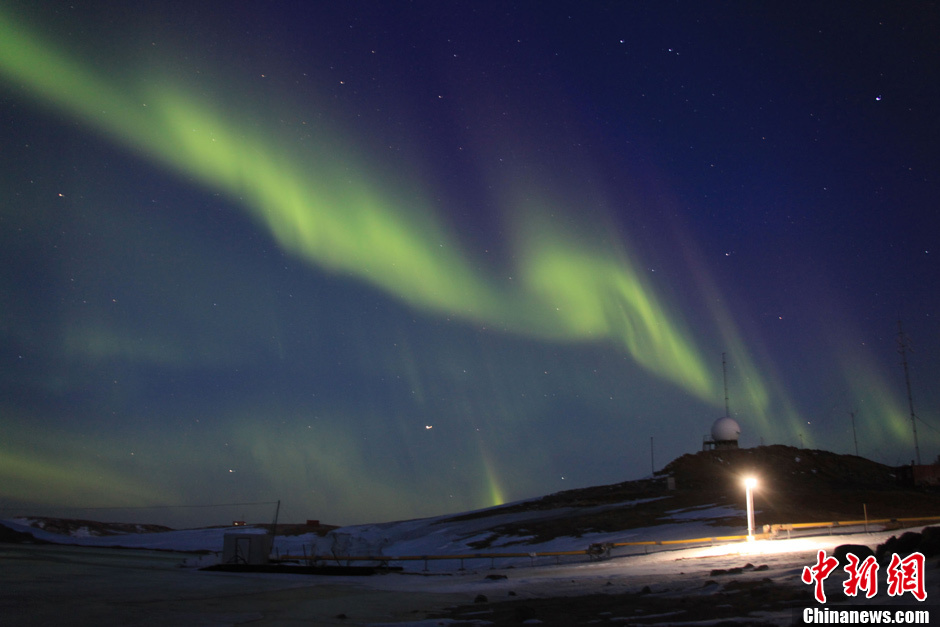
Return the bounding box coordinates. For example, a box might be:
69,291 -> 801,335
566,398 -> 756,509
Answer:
744,477 -> 757,541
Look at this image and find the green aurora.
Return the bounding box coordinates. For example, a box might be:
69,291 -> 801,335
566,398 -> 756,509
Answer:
0,4 -> 935,525
0,8 -> 719,397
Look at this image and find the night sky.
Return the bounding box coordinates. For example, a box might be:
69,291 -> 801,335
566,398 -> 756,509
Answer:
1,2 -> 938,528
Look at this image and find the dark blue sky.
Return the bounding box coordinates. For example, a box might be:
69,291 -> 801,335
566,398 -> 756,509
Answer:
1,1 -> 937,526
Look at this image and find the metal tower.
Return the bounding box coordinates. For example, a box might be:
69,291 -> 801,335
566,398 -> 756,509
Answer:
897,320 -> 921,465
722,352 -> 730,417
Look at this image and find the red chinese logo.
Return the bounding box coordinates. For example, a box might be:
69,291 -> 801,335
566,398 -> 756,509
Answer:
802,549 -> 839,603
886,552 -> 926,602
843,553 -> 879,598
801,550 -> 927,603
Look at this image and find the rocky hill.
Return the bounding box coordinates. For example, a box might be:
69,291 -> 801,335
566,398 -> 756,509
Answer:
437,445 -> 940,544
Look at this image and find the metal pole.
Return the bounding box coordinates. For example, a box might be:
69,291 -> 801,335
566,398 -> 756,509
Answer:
722,353 -> 730,417
745,478 -> 756,541
650,436 -> 655,474
897,320 -> 921,465
849,411 -> 859,457
271,499 -> 281,557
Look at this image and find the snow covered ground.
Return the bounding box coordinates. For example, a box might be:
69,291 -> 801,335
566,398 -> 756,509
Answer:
3,505 -> 938,625
2,500 -> 757,565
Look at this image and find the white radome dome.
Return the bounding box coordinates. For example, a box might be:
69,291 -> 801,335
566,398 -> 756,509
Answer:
711,416 -> 741,442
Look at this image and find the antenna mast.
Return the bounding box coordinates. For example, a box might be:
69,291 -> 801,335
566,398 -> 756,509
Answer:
848,411 -> 859,457
722,352 -> 730,417
897,320 -> 921,465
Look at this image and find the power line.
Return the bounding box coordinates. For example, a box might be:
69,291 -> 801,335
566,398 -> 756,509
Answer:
915,414 -> 940,436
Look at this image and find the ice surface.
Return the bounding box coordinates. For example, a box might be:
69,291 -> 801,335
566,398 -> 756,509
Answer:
3,510 -> 936,626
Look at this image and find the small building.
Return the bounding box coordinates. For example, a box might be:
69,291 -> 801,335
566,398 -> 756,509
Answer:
897,460 -> 940,487
222,533 -> 272,565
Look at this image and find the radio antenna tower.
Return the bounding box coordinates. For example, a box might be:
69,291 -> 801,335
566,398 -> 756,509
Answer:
897,319 -> 921,465
722,352 -> 730,417
848,410 -> 859,457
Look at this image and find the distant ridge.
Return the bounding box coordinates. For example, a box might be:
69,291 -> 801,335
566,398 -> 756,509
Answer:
5,446 -> 939,545
662,444 -> 901,491
435,445 -> 940,544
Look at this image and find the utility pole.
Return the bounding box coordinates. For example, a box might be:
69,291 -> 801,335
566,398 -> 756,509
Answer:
650,436 -> 655,475
722,352 -> 730,417
897,320 -> 922,465
849,411 -> 859,457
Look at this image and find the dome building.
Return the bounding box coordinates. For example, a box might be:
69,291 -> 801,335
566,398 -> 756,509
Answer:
704,416 -> 740,450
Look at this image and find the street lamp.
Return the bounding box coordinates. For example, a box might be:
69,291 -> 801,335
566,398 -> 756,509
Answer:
744,477 -> 757,541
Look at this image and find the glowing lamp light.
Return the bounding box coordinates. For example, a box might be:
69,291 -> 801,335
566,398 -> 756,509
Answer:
744,476 -> 758,541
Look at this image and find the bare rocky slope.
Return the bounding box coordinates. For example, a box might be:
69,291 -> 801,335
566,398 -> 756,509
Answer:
438,445 -> 940,544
